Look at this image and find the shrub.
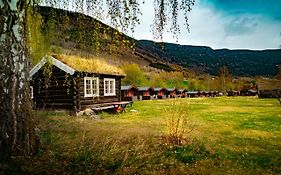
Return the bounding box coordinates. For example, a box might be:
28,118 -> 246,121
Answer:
164,100 -> 192,146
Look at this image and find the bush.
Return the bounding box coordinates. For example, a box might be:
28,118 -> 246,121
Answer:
163,100 -> 192,146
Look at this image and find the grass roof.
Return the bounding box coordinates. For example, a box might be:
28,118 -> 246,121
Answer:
257,78 -> 281,90
53,54 -> 125,76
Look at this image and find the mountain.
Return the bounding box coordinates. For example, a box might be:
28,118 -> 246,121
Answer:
136,40 -> 281,76
36,6 -> 281,77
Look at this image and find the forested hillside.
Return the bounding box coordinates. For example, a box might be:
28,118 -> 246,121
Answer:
136,40 -> 281,76
34,6 -> 281,77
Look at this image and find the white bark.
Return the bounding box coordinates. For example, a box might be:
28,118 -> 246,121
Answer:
0,0 -> 35,158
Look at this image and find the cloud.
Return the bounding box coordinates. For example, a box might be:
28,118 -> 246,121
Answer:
133,0 -> 281,50
224,16 -> 259,36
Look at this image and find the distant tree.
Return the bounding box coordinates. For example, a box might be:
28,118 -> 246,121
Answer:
203,75 -> 218,91
160,71 -> 187,88
121,63 -> 148,86
218,66 -> 233,94
150,72 -> 166,87
187,78 -> 205,90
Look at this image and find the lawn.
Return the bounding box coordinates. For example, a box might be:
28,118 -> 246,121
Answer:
4,97 -> 281,174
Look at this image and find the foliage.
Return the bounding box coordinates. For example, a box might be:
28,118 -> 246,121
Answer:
161,71 -> 186,88
121,64 -> 257,91
218,66 -> 233,92
26,8 -> 51,65
187,78 -> 206,90
152,0 -> 195,40
121,63 -> 148,86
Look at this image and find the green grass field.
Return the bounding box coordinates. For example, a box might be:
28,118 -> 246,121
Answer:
6,97 -> 281,174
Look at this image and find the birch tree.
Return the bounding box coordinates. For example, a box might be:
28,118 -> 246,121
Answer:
0,0 -> 35,158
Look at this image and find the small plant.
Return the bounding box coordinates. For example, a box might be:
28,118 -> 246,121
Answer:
164,99 -> 192,146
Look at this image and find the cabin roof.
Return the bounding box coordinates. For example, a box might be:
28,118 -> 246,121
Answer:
179,89 -> 187,92
167,88 -> 178,91
154,87 -> 168,91
138,87 -> 154,91
248,89 -> 258,93
30,55 -> 125,78
121,85 -> 139,91
257,79 -> 281,90
187,91 -> 198,94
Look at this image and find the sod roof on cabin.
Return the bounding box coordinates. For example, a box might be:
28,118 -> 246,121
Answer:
53,54 -> 125,76
257,79 -> 281,90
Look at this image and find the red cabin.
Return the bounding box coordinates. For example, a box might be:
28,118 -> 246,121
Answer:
121,85 -> 139,101
138,87 -> 155,100
154,88 -> 169,99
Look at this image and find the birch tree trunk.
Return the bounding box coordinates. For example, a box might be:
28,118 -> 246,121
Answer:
0,0 -> 35,158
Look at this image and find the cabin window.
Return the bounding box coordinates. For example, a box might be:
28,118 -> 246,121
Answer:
30,86 -> 34,99
84,77 -> 99,97
104,78 -> 115,96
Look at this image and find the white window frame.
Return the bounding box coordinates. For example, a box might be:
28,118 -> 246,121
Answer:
104,78 -> 116,96
30,86 -> 34,99
84,77 -> 99,97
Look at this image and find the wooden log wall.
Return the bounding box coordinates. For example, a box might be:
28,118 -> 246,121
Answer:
258,89 -> 281,98
31,66 -> 74,110
78,74 -> 122,110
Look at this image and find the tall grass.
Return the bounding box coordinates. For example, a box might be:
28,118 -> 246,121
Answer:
164,99 -> 191,146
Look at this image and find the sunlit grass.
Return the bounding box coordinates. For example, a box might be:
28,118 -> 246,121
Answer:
8,97 -> 281,174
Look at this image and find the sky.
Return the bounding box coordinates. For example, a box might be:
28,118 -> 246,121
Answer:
130,0 -> 281,50
44,0 -> 281,50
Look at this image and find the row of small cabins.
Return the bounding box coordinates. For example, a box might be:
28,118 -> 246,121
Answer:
121,86 -> 222,101
29,55 -> 279,113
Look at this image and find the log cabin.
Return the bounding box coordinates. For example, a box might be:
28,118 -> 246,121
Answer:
240,89 -> 258,96
167,88 -> 180,98
186,91 -> 198,98
257,80 -> 281,98
209,91 -> 218,97
203,91 -> 216,97
179,89 -> 188,98
30,55 -> 125,112
154,88 -> 169,99
138,87 -> 155,100
202,91 -> 209,97
227,90 -> 240,96
121,85 -> 139,101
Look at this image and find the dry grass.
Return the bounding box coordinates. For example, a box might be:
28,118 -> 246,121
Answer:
53,54 -> 125,76
3,97 -> 280,174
